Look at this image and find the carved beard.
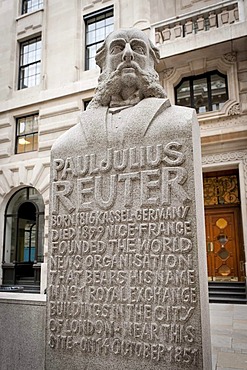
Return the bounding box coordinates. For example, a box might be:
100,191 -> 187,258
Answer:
87,61 -> 167,109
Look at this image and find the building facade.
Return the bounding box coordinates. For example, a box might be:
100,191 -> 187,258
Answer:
0,0 -> 246,295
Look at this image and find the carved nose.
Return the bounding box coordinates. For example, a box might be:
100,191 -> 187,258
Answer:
122,43 -> 133,62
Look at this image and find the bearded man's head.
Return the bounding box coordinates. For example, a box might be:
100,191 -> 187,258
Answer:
87,28 -> 167,109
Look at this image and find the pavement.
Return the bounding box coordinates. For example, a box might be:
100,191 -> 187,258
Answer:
210,303 -> 247,370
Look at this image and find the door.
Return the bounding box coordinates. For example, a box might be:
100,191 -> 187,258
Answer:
15,202 -> 37,282
205,207 -> 244,281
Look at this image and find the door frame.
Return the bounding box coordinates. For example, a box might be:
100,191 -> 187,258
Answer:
205,205 -> 244,281
202,162 -> 247,284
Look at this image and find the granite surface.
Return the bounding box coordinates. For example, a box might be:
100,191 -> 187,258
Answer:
0,297 -> 46,370
46,28 -> 211,370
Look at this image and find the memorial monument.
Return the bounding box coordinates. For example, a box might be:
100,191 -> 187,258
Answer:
46,28 -> 212,369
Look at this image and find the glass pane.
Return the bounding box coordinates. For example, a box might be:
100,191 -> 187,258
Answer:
87,17 -> 96,27
25,116 -> 34,132
22,0 -> 43,14
33,133 -> 38,150
203,174 -> 240,206
16,117 -> 38,153
17,137 -> 25,154
211,73 -> 228,111
95,13 -> 105,22
35,72 -> 40,85
4,188 -> 45,265
24,134 -> 34,151
17,115 -> 38,150
29,43 -> 36,52
28,76 -> 36,87
29,188 -> 44,211
17,202 -> 36,262
87,44 -> 97,59
86,30 -> 96,44
33,115 -> 38,130
4,216 -> 16,262
22,43 -> 29,55
95,19 -> 105,30
36,61 -> 41,75
88,57 -> 96,70
106,24 -> 114,35
37,216 -> 44,262
106,16 -> 114,26
176,80 -> 191,108
29,64 -> 36,77
17,119 -> 26,135
95,27 -> 105,42
28,50 -> 36,64
21,50 -> 29,66
193,77 -> 208,113
85,9 -> 113,70
19,67 -> 28,88
23,223 -> 36,262
32,1 -> 39,11
20,61 -> 40,89
35,45 -> 42,60
20,39 -> 41,67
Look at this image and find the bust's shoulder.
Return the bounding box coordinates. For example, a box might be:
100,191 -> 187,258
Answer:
51,107 -> 108,155
136,97 -> 195,120
145,100 -> 197,138
51,120 -> 85,155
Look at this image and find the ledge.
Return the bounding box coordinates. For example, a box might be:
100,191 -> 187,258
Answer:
158,21 -> 247,59
0,292 -> 46,303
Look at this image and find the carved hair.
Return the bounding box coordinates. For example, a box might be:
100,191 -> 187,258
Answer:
87,29 -> 167,109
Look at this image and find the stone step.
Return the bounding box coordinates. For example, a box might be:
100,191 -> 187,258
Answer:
209,296 -> 247,304
208,282 -> 247,304
208,284 -> 245,292
0,284 -> 40,294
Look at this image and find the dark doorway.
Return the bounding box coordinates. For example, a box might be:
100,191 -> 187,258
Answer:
2,187 -> 44,290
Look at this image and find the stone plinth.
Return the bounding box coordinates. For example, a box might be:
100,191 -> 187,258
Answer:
45,98 -> 211,369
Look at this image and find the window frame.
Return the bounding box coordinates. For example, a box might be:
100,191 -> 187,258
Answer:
3,187 -> 45,263
175,70 -> 229,113
15,113 -> 39,154
18,36 -> 42,90
21,0 -> 43,15
84,6 -> 114,70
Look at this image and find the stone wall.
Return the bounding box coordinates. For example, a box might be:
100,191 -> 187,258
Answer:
0,294 -> 46,370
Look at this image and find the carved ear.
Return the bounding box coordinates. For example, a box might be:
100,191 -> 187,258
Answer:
95,41 -> 107,70
149,39 -> 160,65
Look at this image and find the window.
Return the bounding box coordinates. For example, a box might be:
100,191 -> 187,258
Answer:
175,71 -> 228,113
83,99 -> 91,110
16,114 -> 38,153
19,36 -> 41,89
84,7 -> 114,70
21,0 -> 43,14
2,187 -> 44,286
203,170 -> 240,206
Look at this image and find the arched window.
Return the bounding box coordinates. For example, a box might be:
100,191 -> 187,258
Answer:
175,70 -> 228,113
2,187 -> 44,287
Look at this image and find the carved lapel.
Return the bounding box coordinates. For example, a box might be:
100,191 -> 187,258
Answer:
79,107 -> 108,147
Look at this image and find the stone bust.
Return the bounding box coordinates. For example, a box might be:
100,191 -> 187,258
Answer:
87,28 -> 166,109
48,28 -> 211,370
52,28 -> 179,155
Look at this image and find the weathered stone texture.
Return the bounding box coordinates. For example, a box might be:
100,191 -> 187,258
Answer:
0,298 -> 46,370
46,28 -> 211,370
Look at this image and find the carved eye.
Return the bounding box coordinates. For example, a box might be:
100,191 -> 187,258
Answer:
132,45 -> 145,55
110,45 -> 124,54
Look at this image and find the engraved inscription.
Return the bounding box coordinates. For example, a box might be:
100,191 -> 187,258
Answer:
48,142 -> 200,366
